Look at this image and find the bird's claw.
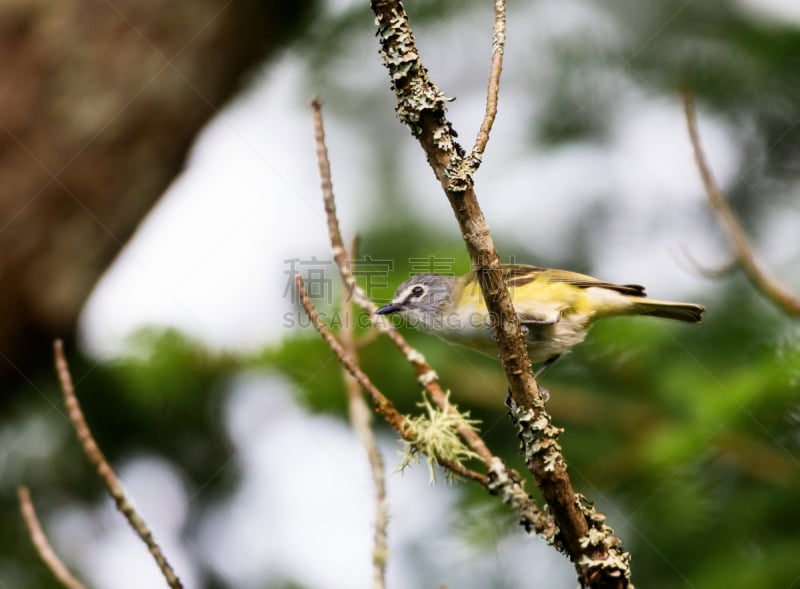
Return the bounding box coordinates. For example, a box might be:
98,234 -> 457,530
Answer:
506,386 -> 549,404
538,386 -> 550,402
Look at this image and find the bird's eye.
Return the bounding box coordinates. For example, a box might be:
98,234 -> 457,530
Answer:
411,286 -> 425,298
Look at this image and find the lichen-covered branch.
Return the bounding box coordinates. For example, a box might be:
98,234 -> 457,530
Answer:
682,90 -> 800,317
17,486 -> 87,589
369,1 -> 631,586
53,340 -> 184,589
369,0 -> 540,407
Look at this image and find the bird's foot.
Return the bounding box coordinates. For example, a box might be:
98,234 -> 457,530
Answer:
506,386 -> 549,404
538,386 -> 550,402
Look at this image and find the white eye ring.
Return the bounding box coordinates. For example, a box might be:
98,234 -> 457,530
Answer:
411,285 -> 425,297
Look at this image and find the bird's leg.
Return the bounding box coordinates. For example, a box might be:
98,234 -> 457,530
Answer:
508,385 -> 550,403
538,386 -> 550,402
534,354 -> 561,379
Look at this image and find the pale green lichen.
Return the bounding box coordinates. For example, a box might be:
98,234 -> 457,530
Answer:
505,394 -> 636,584
506,396 -> 564,472
486,457 -> 560,546
397,393 -> 480,484
575,493 -> 633,585
375,4 -> 462,166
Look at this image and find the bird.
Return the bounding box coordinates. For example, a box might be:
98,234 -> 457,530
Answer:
375,264 -> 704,375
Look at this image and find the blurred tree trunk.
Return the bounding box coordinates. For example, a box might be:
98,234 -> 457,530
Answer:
0,0 -> 311,385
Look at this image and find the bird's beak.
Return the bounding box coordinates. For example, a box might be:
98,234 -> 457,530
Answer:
375,303 -> 402,315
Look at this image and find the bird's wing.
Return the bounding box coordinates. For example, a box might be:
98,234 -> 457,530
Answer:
501,264 -> 646,297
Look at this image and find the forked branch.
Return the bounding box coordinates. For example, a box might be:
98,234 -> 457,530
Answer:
682,91 -> 800,317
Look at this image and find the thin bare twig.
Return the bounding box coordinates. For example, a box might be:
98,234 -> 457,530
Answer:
310,98 -> 553,539
682,90 -> 800,316
17,486 -> 87,589
341,240 -> 389,589
679,245 -> 739,279
470,0 -> 506,165
295,274 -> 487,485
370,1 -> 630,586
53,340 -> 183,589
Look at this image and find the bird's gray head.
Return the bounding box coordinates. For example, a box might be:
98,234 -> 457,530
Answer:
375,273 -> 456,328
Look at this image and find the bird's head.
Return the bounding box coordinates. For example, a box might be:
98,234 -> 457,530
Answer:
376,273 -> 456,328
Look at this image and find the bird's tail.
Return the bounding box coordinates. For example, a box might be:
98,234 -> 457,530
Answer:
627,298 -> 705,323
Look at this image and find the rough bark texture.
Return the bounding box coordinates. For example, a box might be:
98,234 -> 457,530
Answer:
370,1 -> 631,586
0,0 -> 311,386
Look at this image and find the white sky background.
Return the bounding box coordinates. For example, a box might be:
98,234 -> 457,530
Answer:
57,0 -> 800,588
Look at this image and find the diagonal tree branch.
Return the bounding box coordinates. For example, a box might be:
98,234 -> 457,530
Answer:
53,340 -> 183,589
310,98 -> 554,540
369,1 -> 631,586
682,90 -> 800,317
17,486 -> 88,589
